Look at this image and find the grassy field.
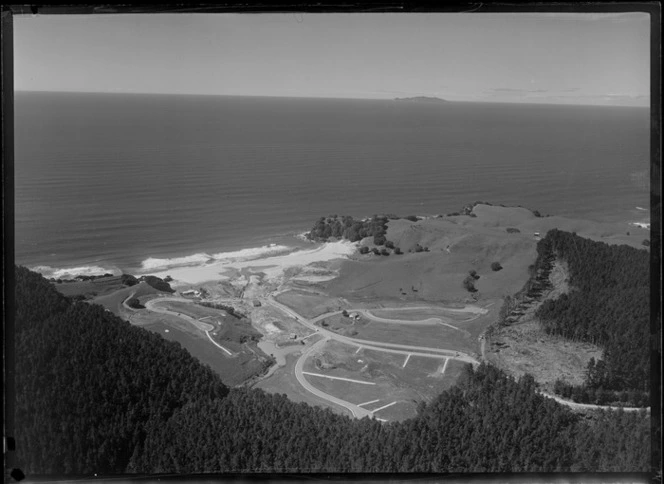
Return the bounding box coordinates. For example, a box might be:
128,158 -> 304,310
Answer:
295,340 -> 467,421
369,307 -> 481,323
275,290 -> 348,319
52,275 -> 127,299
352,320 -> 476,353
372,401 -> 418,422
153,300 -> 229,321
92,282 -> 166,316
254,353 -> 353,418
141,319 -> 268,387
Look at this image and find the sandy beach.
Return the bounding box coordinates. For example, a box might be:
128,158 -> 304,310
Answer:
145,240 -> 358,286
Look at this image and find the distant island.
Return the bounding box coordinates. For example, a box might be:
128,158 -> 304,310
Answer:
394,96 -> 448,103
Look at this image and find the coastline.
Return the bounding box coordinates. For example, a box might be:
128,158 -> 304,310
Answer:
26,203 -> 650,283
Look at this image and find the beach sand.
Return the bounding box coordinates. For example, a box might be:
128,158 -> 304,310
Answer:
147,240 -> 358,286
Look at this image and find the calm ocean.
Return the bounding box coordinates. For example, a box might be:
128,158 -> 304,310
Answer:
14,92 -> 650,278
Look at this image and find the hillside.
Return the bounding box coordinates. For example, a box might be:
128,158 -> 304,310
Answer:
13,266 -> 652,475
320,203 -> 646,304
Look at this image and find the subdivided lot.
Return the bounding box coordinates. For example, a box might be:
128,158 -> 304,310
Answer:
142,319 -> 268,387
275,290 -> 348,319
359,349 -> 468,401
352,320 -> 476,353
371,400 -> 418,422
369,307 -> 482,323
302,371 -> 411,410
255,353 -> 353,418
299,340 -> 467,420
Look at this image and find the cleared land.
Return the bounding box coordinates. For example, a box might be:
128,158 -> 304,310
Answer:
350,320 -> 476,354
52,275 -> 127,299
369,307 -> 483,323
254,352 -> 353,418
486,261 -> 603,392
274,290 -> 348,319
293,339 -> 466,420
142,319 -> 267,387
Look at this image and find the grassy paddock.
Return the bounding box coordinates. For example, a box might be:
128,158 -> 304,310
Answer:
369,307 -> 481,323
354,320 -> 475,353
155,300 -> 229,321
142,320 -> 266,387
372,400 -> 418,422
275,290 -> 347,319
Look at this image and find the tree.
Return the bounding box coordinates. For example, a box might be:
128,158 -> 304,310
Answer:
359,246 -> 370,255
491,262 -> 503,271
385,241 -> 395,249
394,247 -> 403,255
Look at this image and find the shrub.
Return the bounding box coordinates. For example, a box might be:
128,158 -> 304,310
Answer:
414,244 -> 424,253
463,276 -> 477,292
120,274 -> 139,287
469,270 -> 480,280
374,234 -> 386,246
394,247 -> 402,255
385,240 -> 395,249
372,248 -> 381,255
359,246 -> 370,255
126,297 -> 145,309
342,310 -> 349,317
143,276 -> 175,293
642,239 -> 650,247
506,227 -> 520,234
380,249 -> 390,256
491,262 -> 503,271
404,215 -> 418,222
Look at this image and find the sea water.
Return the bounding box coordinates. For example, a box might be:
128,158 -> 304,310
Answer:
14,92 -> 650,278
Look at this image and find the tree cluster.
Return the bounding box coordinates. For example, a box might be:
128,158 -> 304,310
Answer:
307,214 -> 389,243
14,266 -> 229,475
140,275 -> 175,293
534,230 -> 650,404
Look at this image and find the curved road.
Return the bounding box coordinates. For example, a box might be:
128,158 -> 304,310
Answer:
267,296 -> 650,415
265,296 -> 480,419
294,338 -> 373,419
144,297 -> 234,357
268,298 -> 479,365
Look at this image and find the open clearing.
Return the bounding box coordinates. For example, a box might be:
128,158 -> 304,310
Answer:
369,306 -> 483,323
254,352 -> 352,417
142,319 -> 267,387
274,290 -> 348,319
154,300 -> 230,320
350,320 -> 476,354
290,339 -> 467,420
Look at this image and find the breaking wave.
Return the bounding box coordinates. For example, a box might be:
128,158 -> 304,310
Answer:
31,265 -> 121,280
139,244 -> 293,273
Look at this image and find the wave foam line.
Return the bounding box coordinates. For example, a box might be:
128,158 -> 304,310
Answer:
140,244 -> 294,273
31,265 -> 121,280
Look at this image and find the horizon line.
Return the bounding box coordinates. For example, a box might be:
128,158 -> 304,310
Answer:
14,89 -> 651,108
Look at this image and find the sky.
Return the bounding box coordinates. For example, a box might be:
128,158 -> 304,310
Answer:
14,12 -> 651,106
